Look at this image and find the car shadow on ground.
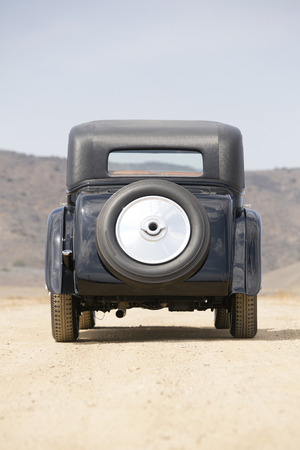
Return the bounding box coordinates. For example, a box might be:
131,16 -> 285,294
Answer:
76,326 -> 300,344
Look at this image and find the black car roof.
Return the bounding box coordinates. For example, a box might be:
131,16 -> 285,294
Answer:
66,120 -> 244,193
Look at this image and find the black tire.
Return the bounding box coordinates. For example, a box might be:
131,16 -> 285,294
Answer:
51,294 -> 79,342
214,308 -> 230,329
230,293 -> 257,338
95,180 -> 211,288
79,311 -> 95,330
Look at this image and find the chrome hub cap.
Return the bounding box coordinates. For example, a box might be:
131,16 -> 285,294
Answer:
115,196 -> 191,264
140,216 -> 167,240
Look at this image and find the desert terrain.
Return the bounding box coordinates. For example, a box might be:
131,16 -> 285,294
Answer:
0,288 -> 299,450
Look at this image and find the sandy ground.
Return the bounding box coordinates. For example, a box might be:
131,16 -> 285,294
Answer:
0,288 -> 299,450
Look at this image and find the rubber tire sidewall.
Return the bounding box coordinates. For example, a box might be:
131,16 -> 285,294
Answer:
95,180 -> 211,287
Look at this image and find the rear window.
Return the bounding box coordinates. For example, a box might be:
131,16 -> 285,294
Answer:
108,150 -> 203,177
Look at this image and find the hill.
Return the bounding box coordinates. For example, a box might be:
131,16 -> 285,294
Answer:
0,150 -> 66,271
261,261 -> 300,296
0,149 -> 299,287
244,168 -> 300,272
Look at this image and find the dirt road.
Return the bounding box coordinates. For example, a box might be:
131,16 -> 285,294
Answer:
1,289 -> 299,450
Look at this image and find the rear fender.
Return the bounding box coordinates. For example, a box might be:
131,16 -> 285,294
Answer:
45,207 -> 64,294
45,207 -> 75,294
231,208 -> 262,295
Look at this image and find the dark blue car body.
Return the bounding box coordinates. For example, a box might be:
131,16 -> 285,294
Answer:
46,120 -> 261,340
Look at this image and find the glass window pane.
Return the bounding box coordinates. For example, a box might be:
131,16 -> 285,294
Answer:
108,150 -> 203,177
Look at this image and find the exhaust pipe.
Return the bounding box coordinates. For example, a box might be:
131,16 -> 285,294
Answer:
116,309 -> 126,318
116,297 -> 127,318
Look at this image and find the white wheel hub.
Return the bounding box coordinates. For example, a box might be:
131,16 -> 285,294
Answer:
115,196 -> 191,264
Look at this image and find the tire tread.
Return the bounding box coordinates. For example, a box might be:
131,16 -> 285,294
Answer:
214,308 -> 230,329
51,294 -> 79,342
230,293 -> 257,338
79,311 -> 95,330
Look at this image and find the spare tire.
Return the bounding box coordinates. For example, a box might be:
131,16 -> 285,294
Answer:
95,180 -> 210,287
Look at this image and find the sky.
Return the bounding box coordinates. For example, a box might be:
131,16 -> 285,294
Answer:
0,0 -> 299,171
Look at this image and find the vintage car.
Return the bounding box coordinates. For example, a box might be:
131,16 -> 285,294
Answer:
45,120 -> 261,342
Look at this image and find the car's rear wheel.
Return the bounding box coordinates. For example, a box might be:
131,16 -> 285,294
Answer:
79,311 -> 95,330
95,180 -> 211,288
214,308 -> 230,329
230,293 -> 257,338
51,294 -> 79,342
